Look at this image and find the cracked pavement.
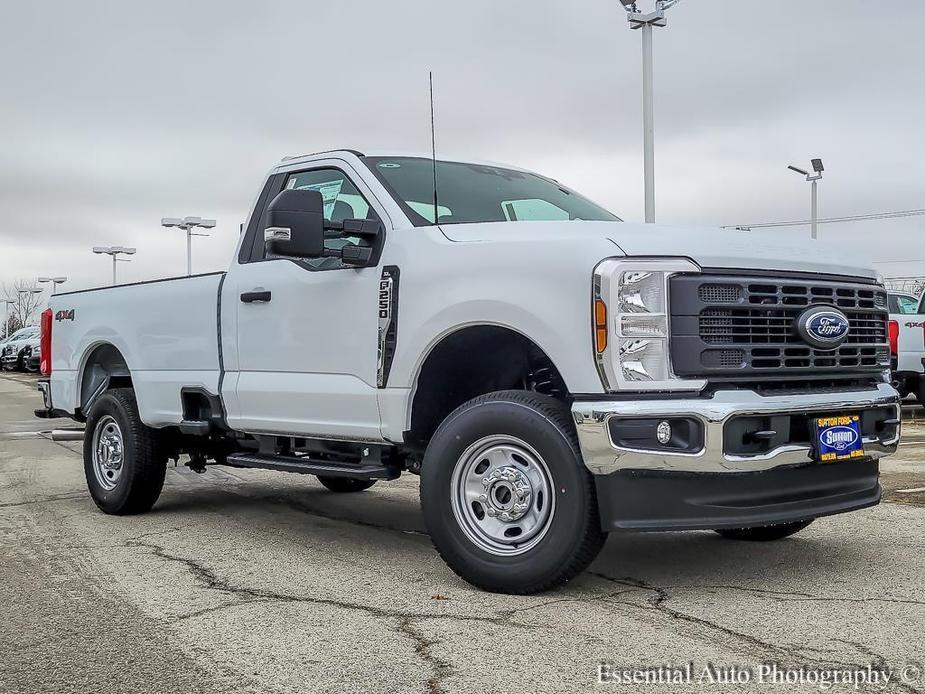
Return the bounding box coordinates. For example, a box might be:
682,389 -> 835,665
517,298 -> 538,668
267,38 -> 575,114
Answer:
2,373 -> 924,693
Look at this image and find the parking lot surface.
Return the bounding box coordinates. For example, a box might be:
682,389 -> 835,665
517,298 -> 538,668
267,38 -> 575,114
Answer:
2,372 -> 924,693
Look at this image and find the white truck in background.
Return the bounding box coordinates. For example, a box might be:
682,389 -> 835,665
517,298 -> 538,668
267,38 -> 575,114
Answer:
887,291 -> 924,401
35,150 -> 900,594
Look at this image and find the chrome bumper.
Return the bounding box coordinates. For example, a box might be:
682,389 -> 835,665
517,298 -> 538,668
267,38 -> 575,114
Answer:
572,383 -> 900,475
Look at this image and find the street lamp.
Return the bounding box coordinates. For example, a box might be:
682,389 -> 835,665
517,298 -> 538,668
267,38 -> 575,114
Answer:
788,158 -> 824,240
620,0 -> 682,223
92,246 -> 136,285
161,216 -> 217,276
1,299 -> 14,339
37,276 -> 68,294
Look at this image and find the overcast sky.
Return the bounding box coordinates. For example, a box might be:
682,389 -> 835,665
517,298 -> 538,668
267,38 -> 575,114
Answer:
2,0 -> 924,299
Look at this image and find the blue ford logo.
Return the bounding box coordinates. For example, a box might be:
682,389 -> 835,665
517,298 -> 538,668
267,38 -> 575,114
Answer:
820,425 -> 859,451
796,306 -> 850,349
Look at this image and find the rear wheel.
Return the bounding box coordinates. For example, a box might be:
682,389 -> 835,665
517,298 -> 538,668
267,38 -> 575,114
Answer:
316,476 -> 376,493
83,388 -> 167,515
421,390 -> 605,594
714,519 -> 813,541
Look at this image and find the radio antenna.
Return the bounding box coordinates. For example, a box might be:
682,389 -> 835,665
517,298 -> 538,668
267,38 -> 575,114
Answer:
429,71 -> 439,226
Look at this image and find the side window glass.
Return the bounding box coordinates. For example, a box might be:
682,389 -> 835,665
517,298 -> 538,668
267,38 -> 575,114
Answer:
898,296 -> 919,314
287,169 -> 371,223
890,295 -> 920,314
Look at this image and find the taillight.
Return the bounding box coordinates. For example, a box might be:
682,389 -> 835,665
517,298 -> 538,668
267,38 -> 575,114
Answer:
40,308 -> 52,376
888,319 -> 899,355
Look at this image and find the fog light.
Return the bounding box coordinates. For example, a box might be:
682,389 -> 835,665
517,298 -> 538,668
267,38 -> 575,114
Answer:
656,420 -> 672,445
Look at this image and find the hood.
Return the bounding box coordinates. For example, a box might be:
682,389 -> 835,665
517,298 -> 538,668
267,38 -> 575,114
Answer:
439,221 -> 879,281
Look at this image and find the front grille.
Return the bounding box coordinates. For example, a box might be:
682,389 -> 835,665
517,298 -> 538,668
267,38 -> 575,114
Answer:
670,274 -> 890,379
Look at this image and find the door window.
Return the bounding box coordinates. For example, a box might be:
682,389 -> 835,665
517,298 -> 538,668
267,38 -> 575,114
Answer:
889,294 -> 920,314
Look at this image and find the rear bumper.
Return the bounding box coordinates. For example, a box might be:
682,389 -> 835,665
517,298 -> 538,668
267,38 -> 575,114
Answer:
33,378 -> 69,419
595,459 -> 881,531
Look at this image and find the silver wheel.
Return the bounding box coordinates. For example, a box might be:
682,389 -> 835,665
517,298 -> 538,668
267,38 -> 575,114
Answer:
91,415 -> 125,491
450,435 -> 555,556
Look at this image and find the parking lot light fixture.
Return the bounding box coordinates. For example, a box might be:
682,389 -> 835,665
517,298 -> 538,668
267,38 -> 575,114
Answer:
1,299 -> 14,339
788,159 -> 824,240
620,0 -> 683,224
37,276 -> 68,295
92,246 -> 136,285
161,216 -> 217,276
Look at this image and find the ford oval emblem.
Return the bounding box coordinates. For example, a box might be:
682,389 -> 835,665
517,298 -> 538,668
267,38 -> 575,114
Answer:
796,306 -> 851,349
820,425 -> 859,451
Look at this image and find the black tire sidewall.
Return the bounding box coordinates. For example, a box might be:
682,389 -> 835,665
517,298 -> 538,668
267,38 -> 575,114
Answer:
83,393 -> 143,513
421,398 -> 595,590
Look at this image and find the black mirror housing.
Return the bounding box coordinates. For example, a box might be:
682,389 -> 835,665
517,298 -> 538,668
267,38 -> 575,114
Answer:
265,189 -> 325,258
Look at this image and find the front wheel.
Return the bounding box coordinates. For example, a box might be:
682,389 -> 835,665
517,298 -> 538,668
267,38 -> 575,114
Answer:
420,390 -> 606,594
714,519 -> 814,541
83,388 -> 167,515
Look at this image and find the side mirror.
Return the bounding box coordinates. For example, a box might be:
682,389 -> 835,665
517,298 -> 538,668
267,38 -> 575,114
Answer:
264,189 -> 325,258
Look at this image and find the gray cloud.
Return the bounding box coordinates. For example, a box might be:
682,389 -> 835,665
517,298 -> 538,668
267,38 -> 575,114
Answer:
1,0 -> 924,296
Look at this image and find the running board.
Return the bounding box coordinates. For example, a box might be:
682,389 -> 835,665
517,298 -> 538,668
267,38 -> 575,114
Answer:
225,452 -> 400,480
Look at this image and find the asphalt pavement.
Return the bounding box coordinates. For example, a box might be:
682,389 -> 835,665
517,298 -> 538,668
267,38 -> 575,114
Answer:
1,372 -> 924,694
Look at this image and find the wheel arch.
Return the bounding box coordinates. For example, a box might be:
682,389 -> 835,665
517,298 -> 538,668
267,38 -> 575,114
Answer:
77,342 -> 133,418
405,324 -> 569,451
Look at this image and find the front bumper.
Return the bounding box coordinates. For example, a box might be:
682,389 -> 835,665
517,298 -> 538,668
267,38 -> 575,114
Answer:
573,383 -> 900,531
594,459 -> 881,531
572,382 -> 900,475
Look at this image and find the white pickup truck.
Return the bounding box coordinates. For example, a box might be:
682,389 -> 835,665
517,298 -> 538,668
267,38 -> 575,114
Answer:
887,291 -> 925,401
35,150 -> 900,594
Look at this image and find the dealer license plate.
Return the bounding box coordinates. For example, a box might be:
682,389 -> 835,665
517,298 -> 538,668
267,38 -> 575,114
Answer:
814,415 -> 864,463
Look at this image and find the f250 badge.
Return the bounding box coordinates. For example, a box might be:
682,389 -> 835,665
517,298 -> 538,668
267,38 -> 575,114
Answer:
55,309 -> 75,322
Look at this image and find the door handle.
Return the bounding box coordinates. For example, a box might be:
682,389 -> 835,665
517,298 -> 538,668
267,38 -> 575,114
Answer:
240,290 -> 272,303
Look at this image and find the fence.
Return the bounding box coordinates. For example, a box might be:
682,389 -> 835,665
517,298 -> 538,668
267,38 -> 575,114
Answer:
884,276 -> 925,296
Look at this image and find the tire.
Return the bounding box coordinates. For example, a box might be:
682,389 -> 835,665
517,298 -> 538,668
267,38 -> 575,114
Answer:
420,390 -> 606,594
316,476 -> 377,493
83,388 -> 167,515
714,519 -> 813,541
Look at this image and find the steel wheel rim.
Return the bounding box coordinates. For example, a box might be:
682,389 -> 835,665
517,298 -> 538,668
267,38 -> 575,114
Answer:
450,435 -> 555,556
91,415 -> 125,491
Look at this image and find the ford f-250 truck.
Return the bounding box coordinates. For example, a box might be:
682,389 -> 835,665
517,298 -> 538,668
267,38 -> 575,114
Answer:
35,150 -> 901,594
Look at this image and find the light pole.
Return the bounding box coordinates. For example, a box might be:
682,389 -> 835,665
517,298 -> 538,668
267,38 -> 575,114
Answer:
161,216 -> 216,276
1,300 -> 14,339
619,0 -> 682,223
92,246 -> 136,285
37,276 -> 68,295
788,158 -> 824,240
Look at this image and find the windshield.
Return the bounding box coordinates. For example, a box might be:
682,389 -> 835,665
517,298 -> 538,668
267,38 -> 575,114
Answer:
363,156 -> 620,227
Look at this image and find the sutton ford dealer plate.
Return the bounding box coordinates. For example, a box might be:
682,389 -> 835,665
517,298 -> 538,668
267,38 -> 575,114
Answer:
814,415 -> 864,463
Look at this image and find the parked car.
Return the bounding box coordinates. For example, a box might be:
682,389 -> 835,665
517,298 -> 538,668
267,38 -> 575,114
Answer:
1,326 -> 39,371
22,339 -> 41,373
887,291 -> 924,399
36,150 -> 899,594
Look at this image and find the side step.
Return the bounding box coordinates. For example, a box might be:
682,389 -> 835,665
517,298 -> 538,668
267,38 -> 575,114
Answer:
225,452 -> 400,480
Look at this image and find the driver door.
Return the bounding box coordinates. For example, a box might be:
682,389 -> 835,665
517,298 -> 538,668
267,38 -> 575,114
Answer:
225,164 -> 385,441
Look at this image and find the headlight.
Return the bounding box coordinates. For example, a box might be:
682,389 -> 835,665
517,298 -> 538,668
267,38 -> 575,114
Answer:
593,257 -> 706,392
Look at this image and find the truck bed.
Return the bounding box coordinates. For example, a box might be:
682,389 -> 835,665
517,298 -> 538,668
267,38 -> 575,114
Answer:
49,273 -> 225,427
